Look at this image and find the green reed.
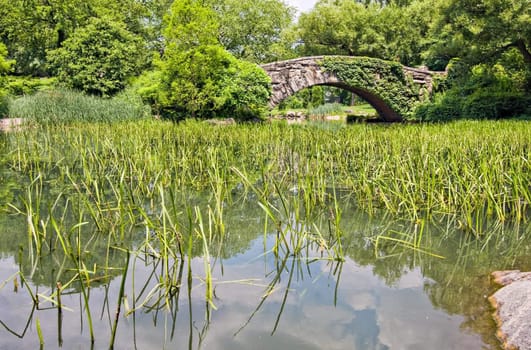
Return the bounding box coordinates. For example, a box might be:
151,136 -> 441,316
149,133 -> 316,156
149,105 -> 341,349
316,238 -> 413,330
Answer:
8,89 -> 150,125
5,119 -> 530,233
1,118 -> 529,345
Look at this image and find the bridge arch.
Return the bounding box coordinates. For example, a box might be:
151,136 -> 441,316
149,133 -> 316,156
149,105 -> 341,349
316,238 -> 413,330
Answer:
261,56 -> 442,122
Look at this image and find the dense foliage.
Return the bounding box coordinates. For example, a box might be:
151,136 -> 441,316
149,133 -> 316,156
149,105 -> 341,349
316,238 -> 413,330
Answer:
48,17 -> 146,96
425,0 -> 530,69
138,0 -> 271,120
0,43 -> 13,116
151,45 -> 271,120
321,57 -> 421,119
297,0 -> 438,66
0,0 -> 170,75
213,0 -> 294,63
0,43 -> 10,76
416,56 -> 531,121
0,0 -> 529,120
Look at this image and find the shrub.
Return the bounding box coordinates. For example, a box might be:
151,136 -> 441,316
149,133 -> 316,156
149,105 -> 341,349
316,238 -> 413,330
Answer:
463,91 -> 530,120
47,17 -> 146,97
0,42 -> 13,117
5,76 -> 56,96
8,89 -> 150,124
414,91 -> 463,121
217,59 -> 272,120
144,45 -> 271,121
415,58 -> 531,121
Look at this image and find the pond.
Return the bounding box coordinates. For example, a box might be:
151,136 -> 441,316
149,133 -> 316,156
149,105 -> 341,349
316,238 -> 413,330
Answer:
0,121 -> 530,349
1,193 -> 529,349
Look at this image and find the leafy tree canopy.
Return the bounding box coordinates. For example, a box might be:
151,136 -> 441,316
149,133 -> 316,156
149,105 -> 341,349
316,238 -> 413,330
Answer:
0,0 -> 171,75
296,0 -> 439,66
0,42 -> 13,115
213,0 -> 295,63
48,17 -> 146,96
425,0 -> 531,69
141,0 -> 271,120
0,43 -> 13,75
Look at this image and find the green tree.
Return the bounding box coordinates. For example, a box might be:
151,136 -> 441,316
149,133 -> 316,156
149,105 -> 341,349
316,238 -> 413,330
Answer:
268,24 -> 304,61
296,0 -> 438,66
164,0 -> 219,50
0,42 -> 14,115
214,0 -> 295,63
48,17 -> 145,96
156,46 -> 271,120
0,43 -> 12,76
0,0 -> 171,76
417,0 -> 531,120
136,0 -> 174,54
144,0 -> 271,120
425,0 -> 531,69
0,0 -> 93,75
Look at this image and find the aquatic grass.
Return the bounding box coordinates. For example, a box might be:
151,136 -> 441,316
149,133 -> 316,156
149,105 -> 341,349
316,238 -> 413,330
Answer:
109,250 -> 130,349
8,89 -> 150,125
195,206 -> 216,310
36,317 -> 44,347
5,119 -> 530,233
308,103 -> 345,119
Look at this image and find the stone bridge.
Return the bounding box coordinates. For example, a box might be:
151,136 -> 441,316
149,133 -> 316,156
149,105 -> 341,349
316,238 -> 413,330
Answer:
261,56 -> 444,121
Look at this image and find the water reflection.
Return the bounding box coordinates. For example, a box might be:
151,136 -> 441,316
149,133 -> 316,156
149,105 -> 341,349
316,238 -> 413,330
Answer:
1,196 -> 529,349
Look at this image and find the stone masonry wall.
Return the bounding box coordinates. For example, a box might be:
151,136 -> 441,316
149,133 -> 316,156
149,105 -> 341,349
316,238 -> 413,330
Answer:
261,56 -> 440,117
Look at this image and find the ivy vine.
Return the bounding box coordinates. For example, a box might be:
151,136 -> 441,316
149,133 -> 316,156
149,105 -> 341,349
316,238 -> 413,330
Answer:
320,56 -> 423,120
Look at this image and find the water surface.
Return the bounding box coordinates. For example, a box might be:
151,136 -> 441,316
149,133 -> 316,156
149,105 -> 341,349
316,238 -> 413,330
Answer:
1,200 -> 529,349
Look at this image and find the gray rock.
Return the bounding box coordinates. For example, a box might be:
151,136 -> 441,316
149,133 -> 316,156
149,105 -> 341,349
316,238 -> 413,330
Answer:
489,270 -> 531,350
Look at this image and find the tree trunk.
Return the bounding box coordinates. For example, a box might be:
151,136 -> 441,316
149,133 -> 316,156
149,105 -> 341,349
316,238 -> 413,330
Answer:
515,39 -> 531,65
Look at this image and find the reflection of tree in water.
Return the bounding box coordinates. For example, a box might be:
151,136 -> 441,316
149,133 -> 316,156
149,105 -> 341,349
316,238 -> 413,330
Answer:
1,164 -> 531,349
340,212 -> 531,349
421,224 -> 531,348
140,193 -> 531,349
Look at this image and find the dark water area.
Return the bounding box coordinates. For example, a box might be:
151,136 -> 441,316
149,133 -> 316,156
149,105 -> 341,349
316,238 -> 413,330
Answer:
1,196 -> 530,350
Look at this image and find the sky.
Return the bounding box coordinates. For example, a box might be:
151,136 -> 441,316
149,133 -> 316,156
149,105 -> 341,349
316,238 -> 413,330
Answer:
286,0 -> 318,14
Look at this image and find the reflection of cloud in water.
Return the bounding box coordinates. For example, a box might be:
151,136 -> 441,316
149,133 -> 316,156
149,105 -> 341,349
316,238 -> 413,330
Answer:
376,270 -> 484,350
393,267 -> 426,289
346,291 -> 377,311
0,239 -> 488,349
198,256 -> 392,349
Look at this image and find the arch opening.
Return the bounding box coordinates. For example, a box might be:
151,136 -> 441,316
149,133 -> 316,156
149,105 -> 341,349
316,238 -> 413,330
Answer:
272,82 -> 402,122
